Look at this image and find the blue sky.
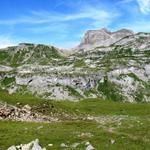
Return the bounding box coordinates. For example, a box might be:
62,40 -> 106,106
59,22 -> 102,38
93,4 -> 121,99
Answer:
0,0 -> 150,48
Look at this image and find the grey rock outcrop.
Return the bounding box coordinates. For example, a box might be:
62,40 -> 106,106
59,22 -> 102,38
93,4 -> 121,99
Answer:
75,28 -> 134,50
7,139 -> 46,150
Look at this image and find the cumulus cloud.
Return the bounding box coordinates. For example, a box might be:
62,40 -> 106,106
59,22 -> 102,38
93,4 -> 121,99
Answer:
137,0 -> 150,14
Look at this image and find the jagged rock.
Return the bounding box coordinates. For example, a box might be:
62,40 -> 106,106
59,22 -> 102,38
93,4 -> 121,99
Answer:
32,139 -> 46,150
7,139 -> 46,150
0,65 -> 13,72
75,28 -> 134,50
60,143 -> 68,148
22,104 -> 31,111
0,103 -> 58,122
85,142 -> 96,150
21,142 -> 33,150
7,146 -> 17,150
71,142 -> 80,148
110,139 -> 115,144
0,104 -> 14,118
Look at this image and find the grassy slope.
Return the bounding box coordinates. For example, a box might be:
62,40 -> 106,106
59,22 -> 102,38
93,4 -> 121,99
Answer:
0,92 -> 150,149
1,119 -> 150,150
1,91 -> 150,117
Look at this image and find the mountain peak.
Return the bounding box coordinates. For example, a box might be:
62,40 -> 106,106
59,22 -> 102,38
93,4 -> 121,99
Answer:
99,28 -> 111,33
75,28 -> 134,50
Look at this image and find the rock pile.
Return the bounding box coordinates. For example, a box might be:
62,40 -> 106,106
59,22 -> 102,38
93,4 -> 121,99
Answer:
0,102 -> 58,122
0,103 -> 14,118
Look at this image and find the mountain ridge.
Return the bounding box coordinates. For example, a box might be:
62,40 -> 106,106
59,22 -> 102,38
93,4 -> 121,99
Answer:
74,28 -> 134,51
0,28 -> 150,102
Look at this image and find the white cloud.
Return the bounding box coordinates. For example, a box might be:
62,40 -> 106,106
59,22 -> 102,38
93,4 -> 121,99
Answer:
32,6 -> 119,26
137,0 -> 150,14
0,36 -> 16,48
0,4 -> 120,48
0,5 -> 119,27
27,23 -> 69,34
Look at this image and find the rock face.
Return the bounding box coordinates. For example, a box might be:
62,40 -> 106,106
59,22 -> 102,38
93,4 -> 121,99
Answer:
0,28 -> 150,102
75,28 -> 134,50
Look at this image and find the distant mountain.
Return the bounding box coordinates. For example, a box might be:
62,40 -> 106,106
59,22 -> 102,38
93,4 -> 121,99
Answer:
0,43 -> 64,67
0,28 -> 150,102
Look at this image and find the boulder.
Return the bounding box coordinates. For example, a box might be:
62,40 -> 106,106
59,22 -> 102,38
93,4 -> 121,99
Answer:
7,139 -> 46,150
7,146 -> 17,150
85,142 -> 96,150
21,142 -> 33,150
60,143 -> 68,148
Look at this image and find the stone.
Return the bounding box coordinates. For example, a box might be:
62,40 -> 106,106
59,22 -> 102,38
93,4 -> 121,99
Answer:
86,145 -> 96,150
48,143 -> 53,147
23,104 -> 31,111
21,142 -> 33,150
7,139 -> 46,150
7,146 -> 17,150
60,143 -> 68,148
37,126 -> 43,130
110,139 -> 115,144
71,142 -> 80,148
85,142 -> 96,150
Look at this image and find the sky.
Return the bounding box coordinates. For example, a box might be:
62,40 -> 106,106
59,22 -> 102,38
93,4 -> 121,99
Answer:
0,0 -> 150,49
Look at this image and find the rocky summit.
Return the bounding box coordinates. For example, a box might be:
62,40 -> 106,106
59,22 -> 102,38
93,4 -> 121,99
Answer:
75,28 -> 134,50
0,28 -> 150,102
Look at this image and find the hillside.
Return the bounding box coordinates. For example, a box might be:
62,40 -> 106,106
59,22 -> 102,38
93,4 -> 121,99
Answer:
0,29 -> 150,102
